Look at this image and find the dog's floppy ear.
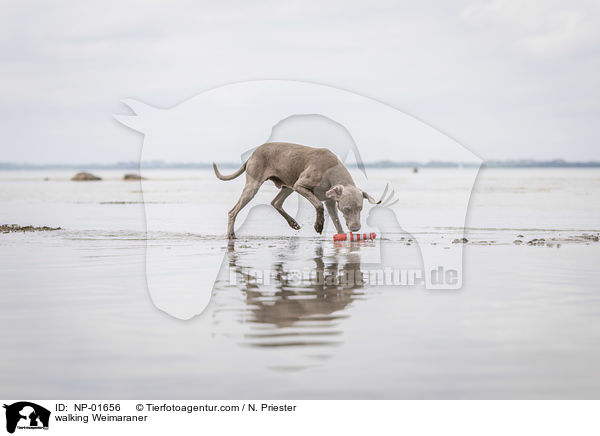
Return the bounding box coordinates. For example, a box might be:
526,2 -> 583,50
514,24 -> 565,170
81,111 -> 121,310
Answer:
362,190 -> 381,204
326,185 -> 344,200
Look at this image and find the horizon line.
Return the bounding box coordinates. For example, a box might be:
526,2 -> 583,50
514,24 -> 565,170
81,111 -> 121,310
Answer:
1,158 -> 600,169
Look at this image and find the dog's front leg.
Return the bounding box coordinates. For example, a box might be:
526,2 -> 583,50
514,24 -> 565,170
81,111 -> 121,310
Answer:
325,199 -> 344,233
294,183 -> 325,234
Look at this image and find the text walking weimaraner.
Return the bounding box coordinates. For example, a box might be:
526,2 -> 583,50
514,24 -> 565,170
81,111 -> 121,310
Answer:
213,142 -> 383,239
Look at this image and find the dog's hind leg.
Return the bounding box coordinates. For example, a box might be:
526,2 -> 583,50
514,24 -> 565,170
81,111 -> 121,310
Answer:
271,187 -> 300,230
227,178 -> 262,239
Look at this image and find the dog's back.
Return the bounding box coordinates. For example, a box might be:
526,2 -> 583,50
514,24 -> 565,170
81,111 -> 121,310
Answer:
247,142 -> 340,187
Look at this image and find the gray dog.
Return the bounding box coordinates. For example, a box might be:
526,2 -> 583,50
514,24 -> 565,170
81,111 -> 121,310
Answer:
213,142 -> 381,239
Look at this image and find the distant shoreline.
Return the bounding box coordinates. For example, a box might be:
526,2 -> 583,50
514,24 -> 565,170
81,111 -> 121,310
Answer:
1,159 -> 600,170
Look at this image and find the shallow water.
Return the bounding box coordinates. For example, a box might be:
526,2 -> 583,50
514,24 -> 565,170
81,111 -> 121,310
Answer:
1,168 -> 599,398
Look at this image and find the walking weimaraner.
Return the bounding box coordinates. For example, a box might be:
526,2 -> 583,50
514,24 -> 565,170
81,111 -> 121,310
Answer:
213,142 -> 382,239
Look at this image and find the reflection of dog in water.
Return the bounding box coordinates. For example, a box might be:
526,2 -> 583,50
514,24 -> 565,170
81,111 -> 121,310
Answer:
225,240 -> 365,344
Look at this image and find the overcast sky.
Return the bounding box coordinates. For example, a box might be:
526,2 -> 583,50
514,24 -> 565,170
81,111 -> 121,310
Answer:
1,0 -> 599,163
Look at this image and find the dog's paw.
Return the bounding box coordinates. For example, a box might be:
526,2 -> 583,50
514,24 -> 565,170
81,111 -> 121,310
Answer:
227,232 -> 236,240
288,219 -> 301,230
314,220 -> 324,234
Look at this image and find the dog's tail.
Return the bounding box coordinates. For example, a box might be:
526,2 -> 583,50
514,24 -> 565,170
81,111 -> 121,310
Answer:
213,161 -> 247,181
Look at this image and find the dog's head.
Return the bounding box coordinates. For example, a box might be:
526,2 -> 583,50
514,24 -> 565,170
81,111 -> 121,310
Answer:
326,185 -> 381,232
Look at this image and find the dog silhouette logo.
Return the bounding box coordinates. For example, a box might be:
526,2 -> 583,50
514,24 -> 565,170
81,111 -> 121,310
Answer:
115,80 -> 482,319
3,402 -> 50,433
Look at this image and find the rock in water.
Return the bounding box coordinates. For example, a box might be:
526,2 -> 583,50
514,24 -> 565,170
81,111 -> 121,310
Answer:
123,173 -> 146,181
72,172 -> 101,181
